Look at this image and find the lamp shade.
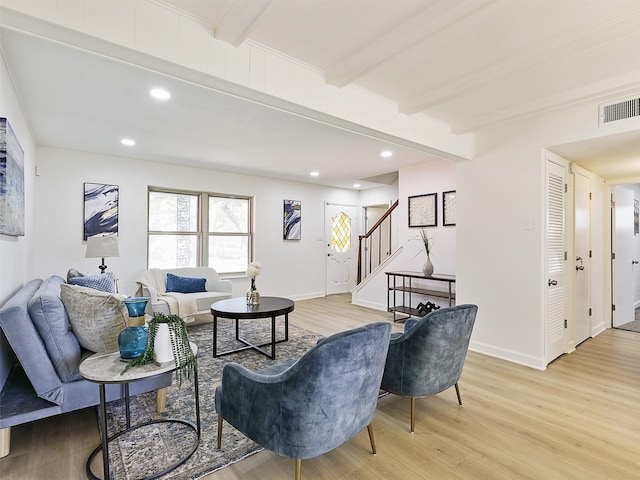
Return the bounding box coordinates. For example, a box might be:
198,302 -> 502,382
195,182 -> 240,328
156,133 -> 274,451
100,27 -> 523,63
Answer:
85,235 -> 120,258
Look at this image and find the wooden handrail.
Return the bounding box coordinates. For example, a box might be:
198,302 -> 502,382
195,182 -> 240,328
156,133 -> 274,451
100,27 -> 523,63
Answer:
357,200 -> 399,284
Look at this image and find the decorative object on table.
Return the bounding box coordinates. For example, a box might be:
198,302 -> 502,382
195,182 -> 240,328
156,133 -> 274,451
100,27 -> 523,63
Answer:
246,261 -> 262,306
283,199 -> 301,240
408,193 -> 437,227
420,228 -> 434,276
123,312 -> 196,386
0,117 -> 25,237
83,182 -> 119,240
443,190 -> 456,226
118,297 -> 150,360
85,234 -> 120,273
416,301 -> 440,316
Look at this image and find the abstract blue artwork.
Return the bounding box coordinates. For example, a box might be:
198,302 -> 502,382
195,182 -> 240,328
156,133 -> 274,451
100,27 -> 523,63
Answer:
0,117 -> 25,236
84,182 -> 118,240
283,199 -> 301,240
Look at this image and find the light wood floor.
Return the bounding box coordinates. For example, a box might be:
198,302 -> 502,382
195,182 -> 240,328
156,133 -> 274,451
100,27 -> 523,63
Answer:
1,295 -> 639,480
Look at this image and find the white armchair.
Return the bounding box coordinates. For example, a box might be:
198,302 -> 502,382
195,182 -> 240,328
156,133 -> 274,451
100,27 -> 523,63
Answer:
136,267 -> 232,322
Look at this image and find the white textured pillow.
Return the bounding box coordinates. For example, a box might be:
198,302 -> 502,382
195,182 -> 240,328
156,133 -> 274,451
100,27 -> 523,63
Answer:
60,284 -> 128,353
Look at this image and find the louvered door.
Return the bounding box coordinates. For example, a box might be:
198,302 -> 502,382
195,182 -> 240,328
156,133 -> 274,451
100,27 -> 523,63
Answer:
545,158 -> 566,363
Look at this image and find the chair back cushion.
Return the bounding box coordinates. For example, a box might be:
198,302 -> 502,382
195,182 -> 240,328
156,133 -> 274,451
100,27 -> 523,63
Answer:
28,276 -> 83,382
381,304 -> 477,398
218,321 -> 391,460
0,279 -> 64,405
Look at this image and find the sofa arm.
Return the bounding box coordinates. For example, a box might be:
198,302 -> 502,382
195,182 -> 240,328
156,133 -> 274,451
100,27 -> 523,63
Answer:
141,285 -> 159,303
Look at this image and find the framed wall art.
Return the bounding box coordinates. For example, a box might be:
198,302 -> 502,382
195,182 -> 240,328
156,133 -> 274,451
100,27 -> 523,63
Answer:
408,193 -> 437,227
443,190 -> 456,226
283,199 -> 301,240
0,117 -> 25,236
84,182 -> 119,240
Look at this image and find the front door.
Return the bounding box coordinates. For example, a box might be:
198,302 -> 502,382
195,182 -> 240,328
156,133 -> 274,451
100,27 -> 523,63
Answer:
325,203 -> 357,295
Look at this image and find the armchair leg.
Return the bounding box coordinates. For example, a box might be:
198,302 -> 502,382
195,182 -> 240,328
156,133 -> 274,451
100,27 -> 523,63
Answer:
455,382 -> 462,406
367,423 -> 377,455
410,397 -> 416,433
217,416 -> 223,449
295,459 -> 302,480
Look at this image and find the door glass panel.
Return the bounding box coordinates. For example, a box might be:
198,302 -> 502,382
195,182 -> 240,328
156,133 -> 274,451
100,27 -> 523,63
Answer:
331,212 -> 351,253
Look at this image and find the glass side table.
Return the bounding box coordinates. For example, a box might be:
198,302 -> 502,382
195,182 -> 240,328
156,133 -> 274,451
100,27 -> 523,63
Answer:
80,344 -> 200,480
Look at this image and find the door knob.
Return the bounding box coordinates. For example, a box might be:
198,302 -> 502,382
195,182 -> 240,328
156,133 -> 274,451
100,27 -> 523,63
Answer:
633,260 -> 639,265
548,279 -> 558,286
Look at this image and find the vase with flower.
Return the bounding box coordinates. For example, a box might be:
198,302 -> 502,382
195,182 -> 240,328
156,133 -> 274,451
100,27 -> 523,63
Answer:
246,261 -> 262,305
420,229 -> 434,277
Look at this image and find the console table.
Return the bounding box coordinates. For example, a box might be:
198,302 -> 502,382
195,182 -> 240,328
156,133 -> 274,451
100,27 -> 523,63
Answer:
386,271 -> 456,322
80,345 -> 200,480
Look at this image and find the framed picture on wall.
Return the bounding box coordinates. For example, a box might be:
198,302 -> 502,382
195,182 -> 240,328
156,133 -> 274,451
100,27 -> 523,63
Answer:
443,190 -> 456,226
83,183 -> 119,240
408,193 -> 437,227
283,199 -> 301,240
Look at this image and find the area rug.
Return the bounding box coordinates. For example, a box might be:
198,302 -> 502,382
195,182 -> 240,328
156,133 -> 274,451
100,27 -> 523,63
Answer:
96,318 -> 322,480
616,320 -> 640,333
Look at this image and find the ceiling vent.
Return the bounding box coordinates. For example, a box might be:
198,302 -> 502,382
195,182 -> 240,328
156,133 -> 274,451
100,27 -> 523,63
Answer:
600,96 -> 640,126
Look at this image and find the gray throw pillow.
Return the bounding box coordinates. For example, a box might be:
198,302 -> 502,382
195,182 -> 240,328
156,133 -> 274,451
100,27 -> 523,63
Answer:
60,284 -> 127,353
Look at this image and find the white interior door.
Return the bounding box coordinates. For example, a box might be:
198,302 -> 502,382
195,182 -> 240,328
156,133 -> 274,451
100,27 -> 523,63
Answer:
574,171 -> 590,345
545,158 -> 567,363
326,204 -> 357,295
613,186 -> 635,327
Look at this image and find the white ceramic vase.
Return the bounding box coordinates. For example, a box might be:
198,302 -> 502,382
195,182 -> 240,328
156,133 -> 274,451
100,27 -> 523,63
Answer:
422,257 -> 434,277
153,323 -> 174,364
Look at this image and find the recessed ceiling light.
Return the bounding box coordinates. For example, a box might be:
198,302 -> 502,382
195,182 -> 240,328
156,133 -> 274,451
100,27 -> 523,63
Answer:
353,183 -> 361,188
121,138 -> 136,147
310,171 -> 320,177
150,88 -> 171,101
381,150 -> 393,158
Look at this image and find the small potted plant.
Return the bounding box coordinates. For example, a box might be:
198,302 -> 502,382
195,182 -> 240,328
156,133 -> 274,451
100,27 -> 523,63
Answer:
123,312 -> 196,386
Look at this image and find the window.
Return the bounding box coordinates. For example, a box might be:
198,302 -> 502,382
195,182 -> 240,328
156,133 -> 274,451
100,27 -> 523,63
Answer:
148,188 -> 252,273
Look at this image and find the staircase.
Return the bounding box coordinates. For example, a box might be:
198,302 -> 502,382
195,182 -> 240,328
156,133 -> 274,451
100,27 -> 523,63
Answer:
357,200 -> 399,284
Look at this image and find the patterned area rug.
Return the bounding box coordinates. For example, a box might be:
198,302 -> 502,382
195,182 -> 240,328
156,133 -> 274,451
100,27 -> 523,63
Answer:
616,320 -> 640,333
97,318 -> 321,480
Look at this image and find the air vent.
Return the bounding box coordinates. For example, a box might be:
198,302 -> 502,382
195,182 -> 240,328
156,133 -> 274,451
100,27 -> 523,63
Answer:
600,96 -> 640,125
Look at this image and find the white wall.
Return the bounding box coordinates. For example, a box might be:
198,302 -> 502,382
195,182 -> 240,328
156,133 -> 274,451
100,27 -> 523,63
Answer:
0,52 -> 36,386
458,102 -> 637,369
32,147 -> 359,300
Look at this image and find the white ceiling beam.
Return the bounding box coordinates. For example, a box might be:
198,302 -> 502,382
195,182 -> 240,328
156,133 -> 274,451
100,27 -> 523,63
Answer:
215,0 -> 272,47
325,0 -> 495,88
400,8 -> 640,115
451,73 -> 640,134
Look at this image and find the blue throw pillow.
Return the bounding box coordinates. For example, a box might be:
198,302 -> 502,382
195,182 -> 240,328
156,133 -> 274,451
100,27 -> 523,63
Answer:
166,273 -> 207,293
68,271 -> 116,293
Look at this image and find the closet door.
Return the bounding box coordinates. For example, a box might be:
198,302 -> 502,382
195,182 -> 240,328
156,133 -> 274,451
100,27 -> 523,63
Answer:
545,157 -> 567,363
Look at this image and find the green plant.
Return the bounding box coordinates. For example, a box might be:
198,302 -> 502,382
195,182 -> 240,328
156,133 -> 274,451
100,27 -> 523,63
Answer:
420,228 -> 434,258
123,313 -> 197,386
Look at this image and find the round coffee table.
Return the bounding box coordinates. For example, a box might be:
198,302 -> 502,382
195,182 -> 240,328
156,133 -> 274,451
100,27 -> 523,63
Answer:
211,296 -> 294,359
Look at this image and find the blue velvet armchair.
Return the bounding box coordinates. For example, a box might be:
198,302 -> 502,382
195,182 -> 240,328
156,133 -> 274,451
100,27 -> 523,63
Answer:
215,322 -> 392,480
381,304 -> 478,432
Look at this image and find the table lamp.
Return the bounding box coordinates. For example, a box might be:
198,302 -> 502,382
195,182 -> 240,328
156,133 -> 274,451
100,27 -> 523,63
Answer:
85,235 -> 120,273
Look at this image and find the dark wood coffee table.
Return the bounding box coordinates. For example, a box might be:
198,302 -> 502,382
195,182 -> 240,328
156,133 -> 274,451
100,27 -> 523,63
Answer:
211,296 -> 295,359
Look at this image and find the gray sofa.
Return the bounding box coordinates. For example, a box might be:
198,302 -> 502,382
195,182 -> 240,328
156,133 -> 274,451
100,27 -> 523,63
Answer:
0,276 -> 172,457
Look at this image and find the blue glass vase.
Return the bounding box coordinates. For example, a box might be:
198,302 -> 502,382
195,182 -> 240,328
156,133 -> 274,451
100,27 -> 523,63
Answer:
119,297 -> 150,359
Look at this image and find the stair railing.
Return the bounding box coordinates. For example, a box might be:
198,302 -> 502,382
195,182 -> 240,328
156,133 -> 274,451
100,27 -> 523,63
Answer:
357,200 -> 399,284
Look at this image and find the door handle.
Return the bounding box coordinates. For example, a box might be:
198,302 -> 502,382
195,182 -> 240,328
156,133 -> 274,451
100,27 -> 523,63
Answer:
633,260 -> 639,265
548,279 -> 558,286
